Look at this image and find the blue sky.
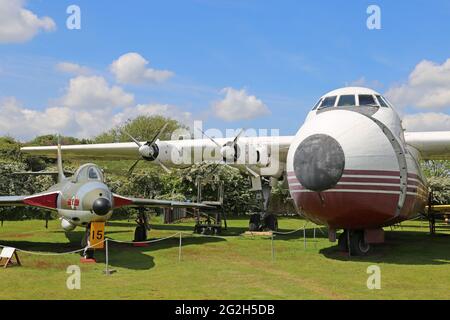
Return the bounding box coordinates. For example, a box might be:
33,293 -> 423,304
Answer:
1,0 -> 450,140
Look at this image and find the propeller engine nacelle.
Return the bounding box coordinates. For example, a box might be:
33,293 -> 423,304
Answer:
221,143 -> 239,163
139,144 -> 159,161
61,218 -> 76,232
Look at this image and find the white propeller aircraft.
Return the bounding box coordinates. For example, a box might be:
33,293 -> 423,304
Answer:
22,87 -> 450,255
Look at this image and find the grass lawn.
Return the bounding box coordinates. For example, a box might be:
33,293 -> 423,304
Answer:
0,216 -> 449,300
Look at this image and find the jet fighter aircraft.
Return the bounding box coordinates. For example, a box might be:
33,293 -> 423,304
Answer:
21,87 -> 450,255
0,141 -> 211,247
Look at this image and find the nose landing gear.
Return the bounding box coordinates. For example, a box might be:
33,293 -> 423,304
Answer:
248,176 -> 279,232
134,208 -> 151,242
338,230 -> 371,256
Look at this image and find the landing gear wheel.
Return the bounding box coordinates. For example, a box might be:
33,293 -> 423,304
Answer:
264,214 -> 278,231
349,231 -> 370,256
249,214 -> 261,231
134,225 -> 147,242
338,231 -> 348,252
84,249 -> 95,259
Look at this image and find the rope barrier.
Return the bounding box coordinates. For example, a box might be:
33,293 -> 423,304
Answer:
107,232 -> 182,244
273,227 -> 305,235
0,231 -> 184,256
0,240 -> 106,256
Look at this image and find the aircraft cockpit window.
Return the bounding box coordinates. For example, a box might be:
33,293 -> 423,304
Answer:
312,99 -> 323,110
359,95 -> 377,107
337,95 -> 356,107
376,95 -> 389,108
88,167 -> 101,180
319,96 -> 337,109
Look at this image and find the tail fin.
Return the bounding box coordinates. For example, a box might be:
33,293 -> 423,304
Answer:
57,135 -> 66,183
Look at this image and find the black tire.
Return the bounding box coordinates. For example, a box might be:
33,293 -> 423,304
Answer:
264,214 -> 278,231
134,225 -> 147,242
349,231 -> 370,256
338,231 -> 348,252
249,214 -> 261,231
84,249 -> 95,259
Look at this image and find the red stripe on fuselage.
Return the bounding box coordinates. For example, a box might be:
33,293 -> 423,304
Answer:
287,170 -> 426,187
290,184 -> 417,193
287,169 -> 427,229
292,192 -> 425,229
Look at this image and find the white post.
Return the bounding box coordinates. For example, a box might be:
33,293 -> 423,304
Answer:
314,227 -> 317,248
105,238 -> 109,275
271,233 -> 275,262
304,227 -> 307,250
178,232 -> 182,263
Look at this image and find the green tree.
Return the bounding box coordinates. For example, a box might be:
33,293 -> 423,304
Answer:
422,160 -> 450,205
94,115 -> 187,143
159,164 -> 258,215
0,160 -> 54,220
25,134 -> 89,146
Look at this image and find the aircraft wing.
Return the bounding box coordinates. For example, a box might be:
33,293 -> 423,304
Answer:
112,194 -> 215,210
0,192 -> 59,210
0,196 -> 27,207
21,143 -> 140,160
21,136 -> 294,166
405,131 -> 450,160
430,205 -> 450,213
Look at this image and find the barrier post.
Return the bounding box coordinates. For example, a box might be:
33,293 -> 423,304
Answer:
314,227 -> 317,248
178,232 -> 182,263
271,232 -> 275,262
303,228 -> 307,250
103,239 -> 116,275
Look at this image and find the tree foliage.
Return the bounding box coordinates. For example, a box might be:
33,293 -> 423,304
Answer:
94,115 -> 187,143
422,160 -> 450,205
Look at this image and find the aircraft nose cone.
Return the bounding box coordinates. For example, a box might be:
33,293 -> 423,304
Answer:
92,198 -> 111,216
293,134 -> 345,192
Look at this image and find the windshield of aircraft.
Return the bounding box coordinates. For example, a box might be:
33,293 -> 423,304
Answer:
315,93 -> 391,110
73,165 -> 104,182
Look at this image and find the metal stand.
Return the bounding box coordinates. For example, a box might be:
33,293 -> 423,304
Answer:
193,178 -> 226,235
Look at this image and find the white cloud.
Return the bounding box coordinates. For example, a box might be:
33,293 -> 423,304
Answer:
0,97 -> 73,140
347,77 -> 383,89
402,112 -> 450,132
0,75 -> 138,139
113,103 -> 192,127
110,52 -> 174,85
385,59 -> 450,110
56,62 -> 92,76
0,75 -> 196,140
213,87 -> 270,121
0,0 -> 56,43
60,76 -> 135,110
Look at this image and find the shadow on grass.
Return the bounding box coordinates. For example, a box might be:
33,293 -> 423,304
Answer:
320,230 -> 450,265
0,234 -> 226,270
95,236 -> 225,270
106,220 -> 251,236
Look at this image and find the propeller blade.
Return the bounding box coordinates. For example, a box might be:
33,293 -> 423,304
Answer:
127,159 -> 141,176
147,123 -> 169,146
197,128 -> 222,148
156,159 -> 172,174
245,166 -> 260,178
232,128 -> 246,145
123,130 -> 142,147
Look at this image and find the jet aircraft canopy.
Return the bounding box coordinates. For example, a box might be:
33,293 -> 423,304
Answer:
73,164 -> 104,182
312,87 -> 393,111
